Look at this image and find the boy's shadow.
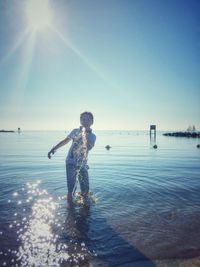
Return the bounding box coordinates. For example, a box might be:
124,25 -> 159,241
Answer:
61,202 -> 156,267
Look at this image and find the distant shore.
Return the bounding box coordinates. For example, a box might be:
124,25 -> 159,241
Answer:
163,131 -> 200,138
0,130 -> 15,133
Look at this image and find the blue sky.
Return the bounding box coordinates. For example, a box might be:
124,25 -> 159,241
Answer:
0,0 -> 199,131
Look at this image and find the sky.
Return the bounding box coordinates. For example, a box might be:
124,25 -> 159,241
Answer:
0,0 -> 199,131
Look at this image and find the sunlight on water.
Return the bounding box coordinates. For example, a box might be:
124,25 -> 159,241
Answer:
1,180 -> 96,266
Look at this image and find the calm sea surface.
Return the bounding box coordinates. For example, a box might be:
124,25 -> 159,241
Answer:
0,130 -> 200,267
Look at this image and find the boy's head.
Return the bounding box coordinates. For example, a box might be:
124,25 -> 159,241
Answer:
80,111 -> 94,128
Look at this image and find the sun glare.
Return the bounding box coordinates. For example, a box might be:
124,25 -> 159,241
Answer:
25,0 -> 53,32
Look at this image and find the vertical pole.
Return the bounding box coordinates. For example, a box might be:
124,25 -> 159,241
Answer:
150,125 -> 156,143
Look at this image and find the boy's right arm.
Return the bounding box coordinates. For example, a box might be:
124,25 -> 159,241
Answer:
48,137 -> 71,159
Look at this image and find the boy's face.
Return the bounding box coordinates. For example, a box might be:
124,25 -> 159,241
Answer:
80,114 -> 93,128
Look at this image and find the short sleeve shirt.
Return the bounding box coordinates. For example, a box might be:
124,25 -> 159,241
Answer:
66,127 -> 96,166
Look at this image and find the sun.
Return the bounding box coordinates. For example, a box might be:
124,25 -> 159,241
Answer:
25,0 -> 53,32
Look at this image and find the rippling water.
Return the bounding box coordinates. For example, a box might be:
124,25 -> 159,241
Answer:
0,130 -> 200,266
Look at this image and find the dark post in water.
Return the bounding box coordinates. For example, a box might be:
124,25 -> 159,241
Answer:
150,125 -> 156,137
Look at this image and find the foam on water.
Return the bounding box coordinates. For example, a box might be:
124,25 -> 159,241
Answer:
74,192 -> 99,206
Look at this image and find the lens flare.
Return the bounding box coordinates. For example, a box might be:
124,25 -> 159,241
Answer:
25,0 -> 53,32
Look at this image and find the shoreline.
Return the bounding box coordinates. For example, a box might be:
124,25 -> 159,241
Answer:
154,256 -> 200,267
92,256 -> 200,267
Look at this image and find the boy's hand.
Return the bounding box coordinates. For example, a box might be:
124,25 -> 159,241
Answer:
48,148 -> 55,159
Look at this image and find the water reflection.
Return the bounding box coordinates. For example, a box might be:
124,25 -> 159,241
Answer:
150,133 -> 157,148
0,181 -> 157,266
60,204 -> 95,266
65,204 -> 90,240
61,199 -> 156,267
15,182 -> 68,266
1,182 -> 95,266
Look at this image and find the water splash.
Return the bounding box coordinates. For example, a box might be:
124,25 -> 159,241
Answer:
74,192 -> 98,206
72,127 -> 89,196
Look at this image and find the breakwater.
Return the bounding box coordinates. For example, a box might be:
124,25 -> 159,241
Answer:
163,131 -> 200,138
0,130 -> 15,133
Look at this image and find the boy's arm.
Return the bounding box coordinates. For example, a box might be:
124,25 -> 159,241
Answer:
53,137 -> 71,151
48,137 -> 71,159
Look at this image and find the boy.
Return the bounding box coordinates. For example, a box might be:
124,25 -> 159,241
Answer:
48,112 -> 96,206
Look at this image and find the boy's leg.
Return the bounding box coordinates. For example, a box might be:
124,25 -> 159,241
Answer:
66,164 -> 78,200
78,166 -> 89,196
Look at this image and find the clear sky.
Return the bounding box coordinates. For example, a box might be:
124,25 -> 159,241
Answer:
0,0 -> 199,131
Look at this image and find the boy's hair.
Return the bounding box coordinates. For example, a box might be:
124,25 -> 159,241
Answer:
80,111 -> 94,123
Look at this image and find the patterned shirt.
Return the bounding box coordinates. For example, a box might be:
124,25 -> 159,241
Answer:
66,127 -> 96,166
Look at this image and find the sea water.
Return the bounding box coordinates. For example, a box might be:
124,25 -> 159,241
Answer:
0,130 -> 200,266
